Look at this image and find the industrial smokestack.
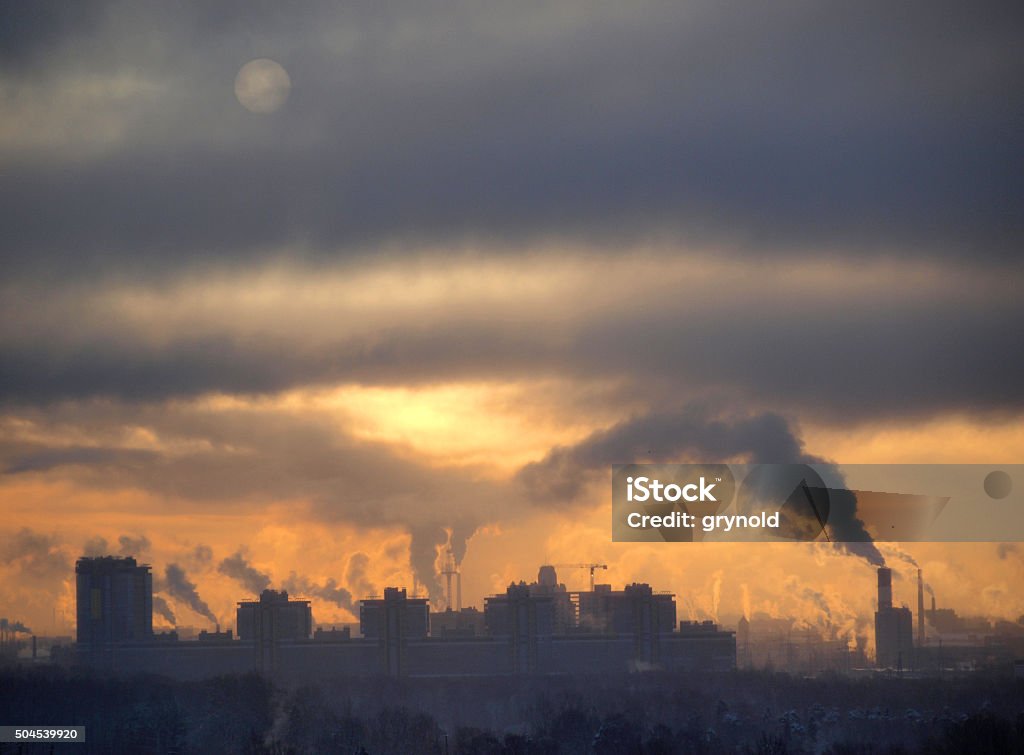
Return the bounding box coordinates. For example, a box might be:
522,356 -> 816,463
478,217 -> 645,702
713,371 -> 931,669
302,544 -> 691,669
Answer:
917,569 -> 924,647
877,567 -> 892,610
931,595 -> 936,612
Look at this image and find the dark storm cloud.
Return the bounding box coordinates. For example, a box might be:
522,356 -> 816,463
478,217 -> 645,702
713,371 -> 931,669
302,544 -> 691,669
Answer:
0,1 -> 103,68
3,445 -> 159,474
0,0 -> 1021,420
1,0 -> 1022,279
3,279 -> 1020,422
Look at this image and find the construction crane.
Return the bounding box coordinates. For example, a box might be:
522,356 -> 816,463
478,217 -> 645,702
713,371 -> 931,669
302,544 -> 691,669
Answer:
552,563 -> 608,591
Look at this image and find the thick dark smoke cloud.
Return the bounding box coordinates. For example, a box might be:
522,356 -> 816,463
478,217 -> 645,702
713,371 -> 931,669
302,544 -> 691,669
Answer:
520,403 -> 885,566
152,596 -> 176,625
217,551 -> 271,596
814,485 -> 885,567
163,564 -> 217,625
519,406 -> 810,501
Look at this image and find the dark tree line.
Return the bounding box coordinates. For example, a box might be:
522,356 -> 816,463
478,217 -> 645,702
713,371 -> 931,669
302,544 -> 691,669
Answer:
1,668 -> 1022,754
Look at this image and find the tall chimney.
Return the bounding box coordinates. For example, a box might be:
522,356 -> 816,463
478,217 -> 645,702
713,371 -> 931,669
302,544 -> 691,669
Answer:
877,567 -> 892,610
917,569 -> 925,647
931,595 -> 936,612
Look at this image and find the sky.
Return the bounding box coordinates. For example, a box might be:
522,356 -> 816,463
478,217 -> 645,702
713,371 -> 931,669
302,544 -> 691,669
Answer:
1,1 -> 1022,648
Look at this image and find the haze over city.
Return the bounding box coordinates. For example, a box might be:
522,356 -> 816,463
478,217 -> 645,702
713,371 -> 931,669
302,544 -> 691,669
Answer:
1,1 -> 1022,656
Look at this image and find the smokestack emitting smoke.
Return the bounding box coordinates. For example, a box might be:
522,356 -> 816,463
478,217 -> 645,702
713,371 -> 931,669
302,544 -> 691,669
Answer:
877,567 -> 892,610
917,568 -> 924,647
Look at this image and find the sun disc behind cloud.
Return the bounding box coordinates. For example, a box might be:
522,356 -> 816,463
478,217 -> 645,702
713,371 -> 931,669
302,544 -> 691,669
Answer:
234,58 -> 291,113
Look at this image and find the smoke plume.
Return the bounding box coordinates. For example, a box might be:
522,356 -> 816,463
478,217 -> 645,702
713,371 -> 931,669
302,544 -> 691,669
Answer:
163,563 -> 217,624
217,551 -> 271,595
408,524 -> 447,602
883,547 -> 919,568
344,553 -> 375,599
2,528 -> 70,578
83,536 -> 108,557
282,572 -> 355,614
518,402 -> 886,567
518,405 -> 809,501
152,596 -> 176,625
117,534 -> 150,557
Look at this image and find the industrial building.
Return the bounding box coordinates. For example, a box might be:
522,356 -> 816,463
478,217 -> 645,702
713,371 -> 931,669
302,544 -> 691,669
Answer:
867,565 -> 1023,674
71,562 -> 735,680
736,615 -> 868,673
874,567 -> 914,670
